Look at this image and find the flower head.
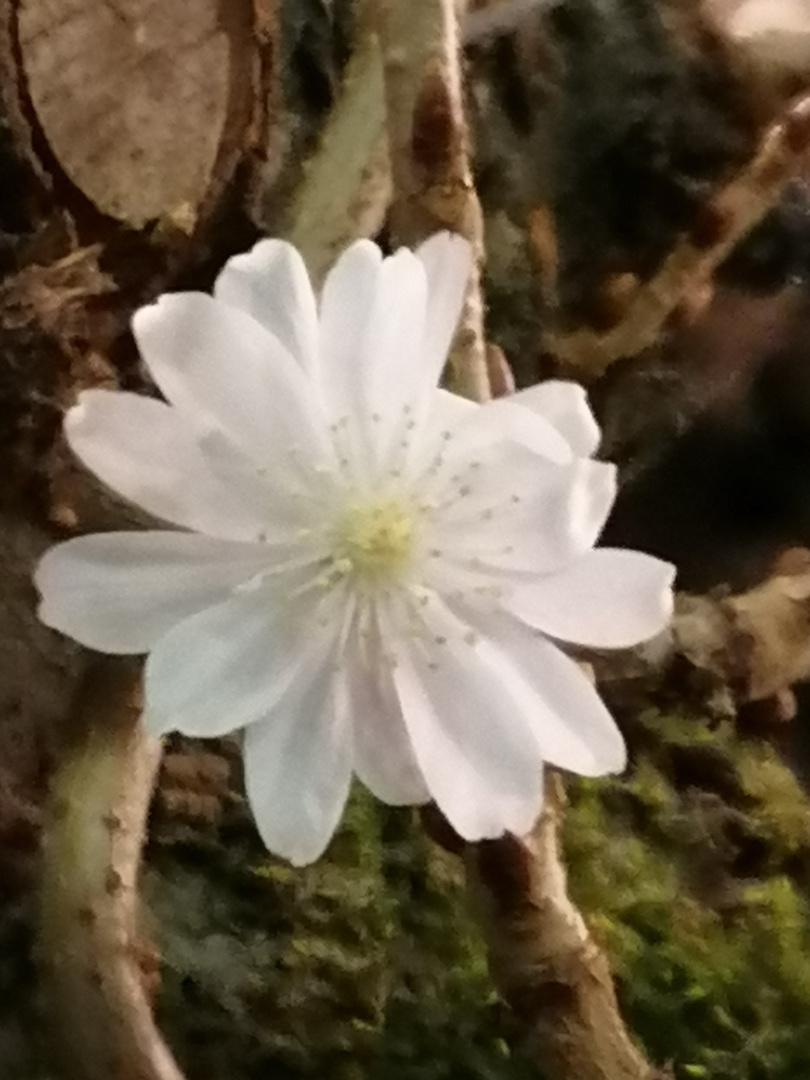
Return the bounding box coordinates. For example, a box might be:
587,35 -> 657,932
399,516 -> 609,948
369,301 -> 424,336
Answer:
36,234 -> 675,865
710,0 -> 810,76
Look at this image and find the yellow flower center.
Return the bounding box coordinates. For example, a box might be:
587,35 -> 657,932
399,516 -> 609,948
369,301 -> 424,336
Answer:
333,498 -> 415,583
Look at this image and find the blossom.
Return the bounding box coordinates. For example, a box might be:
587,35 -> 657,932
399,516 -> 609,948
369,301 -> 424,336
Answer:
35,233 -> 674,865
712,0 -> 810,76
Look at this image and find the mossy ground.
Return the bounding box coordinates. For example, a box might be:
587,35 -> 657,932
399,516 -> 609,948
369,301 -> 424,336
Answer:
146,707 -> 810,1080
566,710 -> 810,1080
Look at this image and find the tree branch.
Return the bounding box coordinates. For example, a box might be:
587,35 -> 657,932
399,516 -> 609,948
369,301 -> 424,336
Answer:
545,93 -> 810,377
39,659 -> 185,1080
375,0 -> 489,400
469,774 -> 668,1080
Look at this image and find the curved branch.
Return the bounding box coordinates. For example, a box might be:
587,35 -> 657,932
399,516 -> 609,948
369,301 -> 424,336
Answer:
469,774 -> 667,1080
545,92 -> 810,377
375,0 -> 490,400
39,658 -> 184,1080
285,0 -> 392,283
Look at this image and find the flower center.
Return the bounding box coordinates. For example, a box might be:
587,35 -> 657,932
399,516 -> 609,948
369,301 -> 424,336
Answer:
333,498 -> 415,583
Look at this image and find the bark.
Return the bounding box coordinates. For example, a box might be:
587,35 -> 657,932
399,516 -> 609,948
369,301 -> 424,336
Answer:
376,0 -> 490,399
470,775 -> 669,1080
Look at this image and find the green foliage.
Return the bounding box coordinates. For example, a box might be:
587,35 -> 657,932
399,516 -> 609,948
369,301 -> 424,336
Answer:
148,788 -> 530,1080
148,711 -> 810,1080
565,711 -> 810,1080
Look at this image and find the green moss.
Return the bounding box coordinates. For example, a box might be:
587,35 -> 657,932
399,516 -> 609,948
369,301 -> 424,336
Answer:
147,709 -> 810,1080
564,709 -> 810,1080
149,787 -> 532,1080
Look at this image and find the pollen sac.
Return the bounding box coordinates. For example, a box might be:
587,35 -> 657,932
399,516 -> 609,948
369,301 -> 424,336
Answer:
333,499 -> 416,583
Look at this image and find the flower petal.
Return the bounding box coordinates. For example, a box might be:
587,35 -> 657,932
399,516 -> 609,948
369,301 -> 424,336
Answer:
244,646 -> 352,866
318,239 -> 382,410
416,232 -> 472,386
319,244 -> 430,482
437,397 -> 573,477
444,599 -> 627,776
385,595 -> 545,840
132,292 -> 331,470
345,615 -> 429,805
361,249 -> 428,413
513,380 -> 601,457
429,448 -> 617,575
35,532 -> 274,654
506,548 -> 676,648
324,247 -> 428,409
213,239 -> 319,375
65,389 -> 287,541
143,584 -> 343,738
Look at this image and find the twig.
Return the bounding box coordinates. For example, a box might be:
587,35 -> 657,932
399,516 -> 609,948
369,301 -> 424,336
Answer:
593,552 -> 810,714
286,0 -> 392,283
464,0 -> 557,44
39,658 -> 184,1080
375,0 -> 490,400
545,92 -> 810,378
469,774 -> 667,1080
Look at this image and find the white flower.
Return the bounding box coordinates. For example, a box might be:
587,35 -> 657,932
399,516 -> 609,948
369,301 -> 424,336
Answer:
715,0 -> 810,76
35,234 -> 674,865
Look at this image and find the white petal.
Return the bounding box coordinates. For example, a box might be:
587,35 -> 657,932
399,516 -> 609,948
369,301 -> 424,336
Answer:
318,239 -> 382,410
386,596 -> 545,840
213,239 -> 319,375
727,0 -> 810,73
132,292 -> 331,470
416,232 -> 472,386
386,387 -> 476,486
506,548 -> 676,648
244,647 -> 352,865
513,380 -> 601,457
445,599 -> 627,776
442,396 -> 573,471
36,532 -> 274,654
345,616 -> 429,805
322,246 -> 428,414
430,449 -> 617,575
143,584 -> 343,738
362,249 -> 428,412
65,390 -> 287,541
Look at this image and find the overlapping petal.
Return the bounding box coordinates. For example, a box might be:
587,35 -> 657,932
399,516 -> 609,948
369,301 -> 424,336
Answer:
506,548 -> 676,648
444,395 -> 572,467
429,446 -> 616,576
65,389 -> 288,541
345,616 -> 429,805
214,239 -> 319,375
318,239 -> 383,416
455,608 -> 627,776
387,595 -> 546,839
244,646 -> 353,866
513,380 -> 601,457
144,584 -> 342,738
132,292 -> 332,472
416,232 -> 472,387
36,532 -> 275,654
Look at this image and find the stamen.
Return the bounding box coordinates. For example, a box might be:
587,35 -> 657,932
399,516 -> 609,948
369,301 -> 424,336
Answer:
331,497 -> 416,585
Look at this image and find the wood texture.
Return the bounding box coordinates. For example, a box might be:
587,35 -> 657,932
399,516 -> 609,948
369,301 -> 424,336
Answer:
16,0 -> 259,227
